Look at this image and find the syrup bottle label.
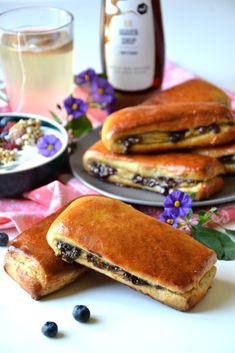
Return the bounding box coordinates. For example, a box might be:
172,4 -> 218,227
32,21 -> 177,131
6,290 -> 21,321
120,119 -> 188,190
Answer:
104,0 -> 155,91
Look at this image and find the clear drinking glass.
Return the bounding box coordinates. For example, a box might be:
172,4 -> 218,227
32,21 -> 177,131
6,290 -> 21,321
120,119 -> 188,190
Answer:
0,6 -> 74,117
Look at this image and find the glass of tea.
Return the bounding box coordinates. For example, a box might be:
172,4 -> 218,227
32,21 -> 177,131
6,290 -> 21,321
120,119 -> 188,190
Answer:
0,7 -> 73,117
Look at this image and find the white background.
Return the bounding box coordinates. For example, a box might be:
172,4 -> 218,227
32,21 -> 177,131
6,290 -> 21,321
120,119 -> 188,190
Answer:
0,0 -> 235,91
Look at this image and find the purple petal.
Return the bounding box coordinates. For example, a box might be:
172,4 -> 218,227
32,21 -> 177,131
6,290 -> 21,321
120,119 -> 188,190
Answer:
90,77 -> 115,105
75,68 -> 97,85
45,134 -> 57,144
159,210 -> 178,227
163,190 -> 192,218
37,134 -> 62,157
63,96 -> 88,118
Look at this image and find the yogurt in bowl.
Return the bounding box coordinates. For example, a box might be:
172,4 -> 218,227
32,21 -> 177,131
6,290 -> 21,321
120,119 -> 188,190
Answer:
0,113 -> 69,197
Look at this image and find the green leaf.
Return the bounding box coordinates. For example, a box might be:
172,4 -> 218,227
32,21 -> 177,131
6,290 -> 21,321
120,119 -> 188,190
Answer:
223,228 -> 235,236
98,72 -> 108,79
198,210 -> 208,225
49,110 -> 62,124
191,224 -> 235,260
186,208 -> 193,220
66,115 -> 92,138
186,192 -> 196,200
197,207 -> 218,226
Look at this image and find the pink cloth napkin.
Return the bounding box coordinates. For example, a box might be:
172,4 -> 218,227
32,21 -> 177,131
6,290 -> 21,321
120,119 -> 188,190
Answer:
1,61 -> 235,235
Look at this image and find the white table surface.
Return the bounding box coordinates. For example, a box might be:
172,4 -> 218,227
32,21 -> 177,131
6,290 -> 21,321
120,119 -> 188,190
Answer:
1,1 -> 235,352
1,229 -> 235,353
1,228 -> 235,353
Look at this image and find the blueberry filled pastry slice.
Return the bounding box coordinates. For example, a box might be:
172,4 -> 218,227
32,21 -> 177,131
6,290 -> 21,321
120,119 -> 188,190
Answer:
193,141 -> 235,174
142,78 -> 231,108
101,102 -> 235,154
82,140 -> 225,200
46,195 -> 217,311
4,209 -> 87,300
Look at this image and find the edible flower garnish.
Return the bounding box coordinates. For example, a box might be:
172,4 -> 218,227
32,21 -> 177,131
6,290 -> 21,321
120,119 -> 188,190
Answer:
75,68 -> 97,85
37,134 -> 62,157
159,209 -> 178,228
160,190 -> 235,260
63,97 -> 88,119
90,76 -> 115,106
163,190 -> 192,217
50,68 -> 116,142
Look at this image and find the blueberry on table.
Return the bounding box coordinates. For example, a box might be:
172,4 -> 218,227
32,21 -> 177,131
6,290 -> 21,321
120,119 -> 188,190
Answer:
72,305 -> 90,323
0,232 -> 9,246
41,321 -> 58,338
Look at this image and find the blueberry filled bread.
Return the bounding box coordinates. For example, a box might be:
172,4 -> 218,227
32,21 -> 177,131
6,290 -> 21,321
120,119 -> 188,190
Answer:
101,102 -> 235,154
4,210 -> 87,300
143,78 -> 231,108
46,195 -> 217,311
82,140 -> 225,200
193,142 -> 235,174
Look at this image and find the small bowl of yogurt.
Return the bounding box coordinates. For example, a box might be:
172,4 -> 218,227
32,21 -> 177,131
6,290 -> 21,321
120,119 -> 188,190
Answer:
0,112 -> 69,197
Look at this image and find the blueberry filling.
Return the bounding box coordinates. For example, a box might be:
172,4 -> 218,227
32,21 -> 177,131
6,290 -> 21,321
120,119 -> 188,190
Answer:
57,241 -> 81,263
123,272 -> 149,286
169,130 -> 187,143
196,126 -> 208,134
132,174 -> 194,194
219,155 -> 234,163
197,123 -> 221,134
56,241 -> 163,289
89,162 -> 116,178
119,124 -> 222,151
87,253 -> 120,272
119,135 -> 143,153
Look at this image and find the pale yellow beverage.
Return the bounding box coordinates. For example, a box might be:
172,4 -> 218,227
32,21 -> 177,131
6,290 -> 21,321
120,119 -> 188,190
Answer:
0,30 -> 73,116
0,7 -> 74,117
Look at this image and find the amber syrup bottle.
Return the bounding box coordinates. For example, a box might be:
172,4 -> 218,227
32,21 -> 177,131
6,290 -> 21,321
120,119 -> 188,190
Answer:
101,0 -> 165,106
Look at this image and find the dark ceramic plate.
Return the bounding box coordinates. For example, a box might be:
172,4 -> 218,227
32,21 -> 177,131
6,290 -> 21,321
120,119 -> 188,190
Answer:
0,113 -> 68,197
70,127 -> 235,207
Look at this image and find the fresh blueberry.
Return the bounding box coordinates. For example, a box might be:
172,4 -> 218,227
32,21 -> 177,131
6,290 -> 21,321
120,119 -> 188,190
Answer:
41,321 -> 58,338
72,305 -> 90,323
0,232 -> 9,246
0,116 -> 11,128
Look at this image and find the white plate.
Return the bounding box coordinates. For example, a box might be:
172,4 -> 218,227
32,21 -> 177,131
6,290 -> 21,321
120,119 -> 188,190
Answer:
70,128 -> 235,207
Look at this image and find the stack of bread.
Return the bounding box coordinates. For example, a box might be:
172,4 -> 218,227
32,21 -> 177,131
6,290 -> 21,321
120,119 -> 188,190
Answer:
4,194 -> 217,311
83,79 -> 235,200
5,79 -> 232,312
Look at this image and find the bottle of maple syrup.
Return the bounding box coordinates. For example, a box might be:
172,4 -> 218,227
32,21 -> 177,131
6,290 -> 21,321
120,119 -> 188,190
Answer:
101,0 -> 165,96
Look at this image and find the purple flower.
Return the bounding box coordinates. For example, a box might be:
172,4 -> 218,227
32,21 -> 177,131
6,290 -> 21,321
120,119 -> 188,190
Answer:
37,134 -> 62,157
63,96 -> 88,119
90,77 -> 115,105
101,102 -> 116,115
159,209 -> 178,228
75,68 -> 97,85
163,190 -> 192,217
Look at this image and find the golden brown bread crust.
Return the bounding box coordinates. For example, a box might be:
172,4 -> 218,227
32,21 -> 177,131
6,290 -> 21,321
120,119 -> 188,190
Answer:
142,79 -> 231,108
84,140 -> 225,180
83,140 -> 225,200
47,195 -> 217,310
193,142 -> 235,158
4,210 -> 87,300
101,102 -> 235,153
194,176 -> 224,200
193,142 -> 235,174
